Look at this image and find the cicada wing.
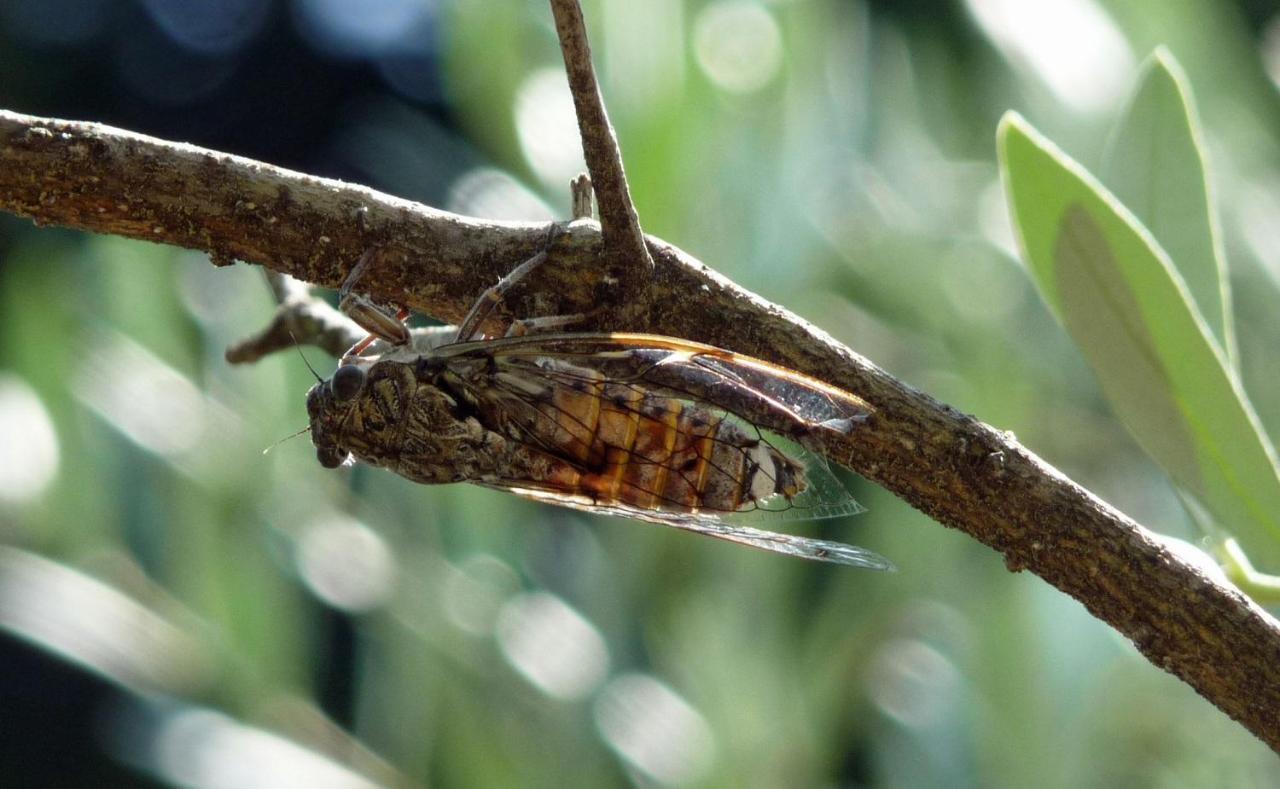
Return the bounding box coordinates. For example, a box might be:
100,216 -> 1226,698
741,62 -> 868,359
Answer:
437,332 -> 872,438
466,359 -> 867,523
481,482 -> 894,571
436,332 -> 889,568
728,432 -> 867,523
659,516 -> 894,570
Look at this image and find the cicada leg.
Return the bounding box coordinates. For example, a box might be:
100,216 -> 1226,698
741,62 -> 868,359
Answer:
339,249 -> 411,360
454,223 -> 584,342
454,250 -> 549,342
342,219 -> 583,353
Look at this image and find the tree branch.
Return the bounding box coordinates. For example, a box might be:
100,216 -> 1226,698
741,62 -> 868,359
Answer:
1,108 -> 1278,751
223,271 -> 455,364
548,0 -> 655,292
223,272 -> 358,363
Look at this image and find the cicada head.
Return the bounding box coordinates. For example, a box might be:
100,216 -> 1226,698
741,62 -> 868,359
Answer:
307,359 -> 420,471
306,363 -> 365,469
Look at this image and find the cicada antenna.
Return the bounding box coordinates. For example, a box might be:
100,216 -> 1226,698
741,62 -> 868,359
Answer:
289,330 -> 323,384
263,424 -> 312,456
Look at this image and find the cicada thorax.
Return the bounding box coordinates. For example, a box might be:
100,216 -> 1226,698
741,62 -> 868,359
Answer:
442,358 -> 810,515
317,358 -> 565,487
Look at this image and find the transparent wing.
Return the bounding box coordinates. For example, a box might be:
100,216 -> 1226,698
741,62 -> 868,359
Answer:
481,482 -> 894,570
734,436 -> 866,521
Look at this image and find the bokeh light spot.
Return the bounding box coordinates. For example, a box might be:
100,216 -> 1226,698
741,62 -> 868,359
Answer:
514,67 -> 587,189
442,553 -> 520,636
75,332 -> 208,458
602,0 -> 686,112
495,592 -> 608,701
0,375 -> 59,506
0,548 -> 205,694
694,0 -> 784,95
139,0 -> 270,55
69,327 -> 246,484
1263,15 -> 1280,93
151,706 -> 380,789
868,638 -> 962,729
1235,178 -> 1280,288
114,22 -> 239,106
447,167 -> 556,222
594,674 -> 715,786
293,0 -> 435,57
965,0 -> 1133,114
979,177 -> 1018,259
297,516 -> 396,613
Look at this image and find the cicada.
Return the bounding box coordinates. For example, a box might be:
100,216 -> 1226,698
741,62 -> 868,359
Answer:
305,247 -> 892,570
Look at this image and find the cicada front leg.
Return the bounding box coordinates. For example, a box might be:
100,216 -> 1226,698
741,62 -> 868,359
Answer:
338,249 -> 411,361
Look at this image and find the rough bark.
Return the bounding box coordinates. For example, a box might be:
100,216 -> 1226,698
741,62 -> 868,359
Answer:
0,108 -> 1277,751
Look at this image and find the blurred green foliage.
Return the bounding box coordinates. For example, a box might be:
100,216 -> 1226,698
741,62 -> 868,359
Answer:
1002,51 -> 1280,583
1001,106 -> 1280,574
2,0 -> 1280,786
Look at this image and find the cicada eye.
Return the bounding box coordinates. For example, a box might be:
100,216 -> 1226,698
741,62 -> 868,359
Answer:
330,364 -> 366,402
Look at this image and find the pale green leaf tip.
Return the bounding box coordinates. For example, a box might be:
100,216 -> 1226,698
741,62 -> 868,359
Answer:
995,113 -> 1081,179
1140,45 -> 1191,97
996,111 -> 1041,166
996,110 -> 1027,143
1151,44 -> 1180,76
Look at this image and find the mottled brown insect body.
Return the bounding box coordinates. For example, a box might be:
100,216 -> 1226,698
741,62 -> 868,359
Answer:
456,358 -> 804,514
310,348 -> 806,516
306,332 -> 892,569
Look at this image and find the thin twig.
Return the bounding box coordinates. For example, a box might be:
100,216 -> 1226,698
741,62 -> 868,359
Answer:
0,109 -> 1279,752
570,173 -> 594,220
224,272 -> 362,363
225,271 -> 455,363
548,0 -> 655,291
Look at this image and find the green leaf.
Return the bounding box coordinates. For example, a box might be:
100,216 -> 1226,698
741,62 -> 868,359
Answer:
998,112 -> 1280,570
1101,48 -> 1235,366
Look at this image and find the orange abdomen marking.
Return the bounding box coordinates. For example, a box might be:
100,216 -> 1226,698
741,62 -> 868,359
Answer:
535,371 -> 803,515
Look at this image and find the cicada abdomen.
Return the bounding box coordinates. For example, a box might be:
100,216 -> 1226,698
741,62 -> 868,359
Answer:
442,358 -> 811,517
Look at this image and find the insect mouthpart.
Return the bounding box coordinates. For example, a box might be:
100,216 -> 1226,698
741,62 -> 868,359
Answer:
316,444 -> 350,469
330,363 -> 367,401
